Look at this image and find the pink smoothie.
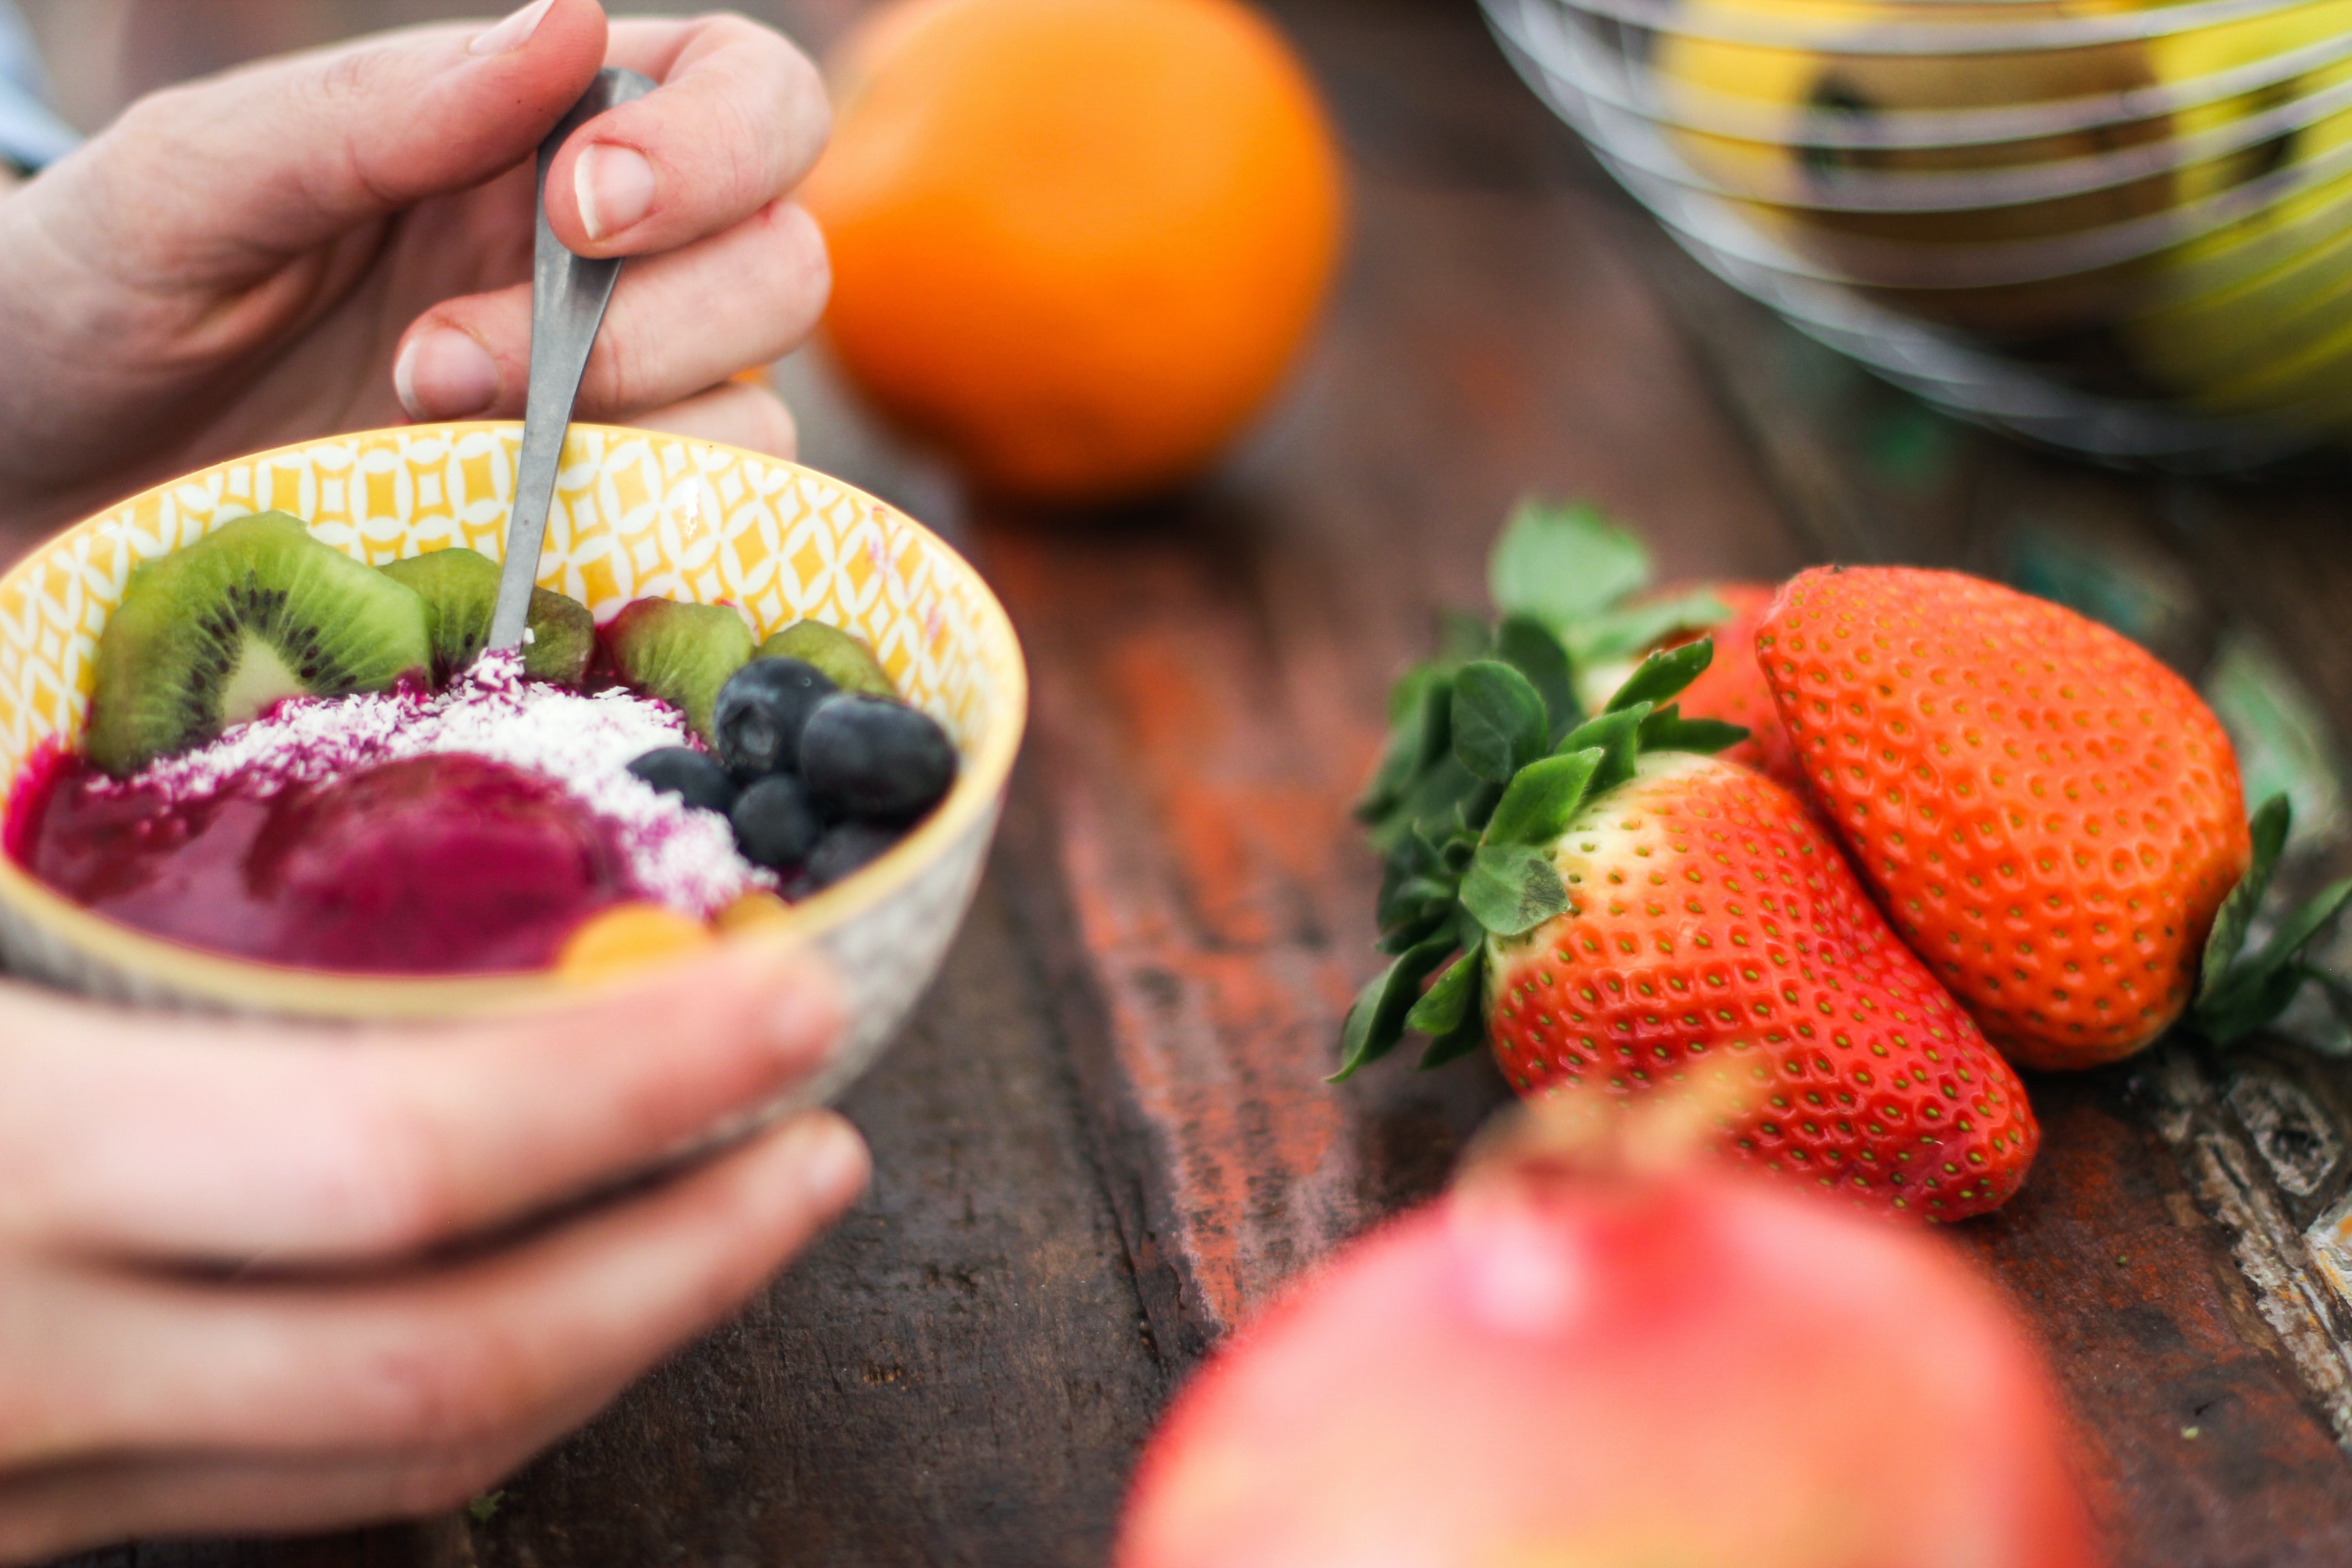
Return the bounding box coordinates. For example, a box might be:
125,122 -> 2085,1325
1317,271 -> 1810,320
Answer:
4,657 -> 770,975
18,752 -> 635,973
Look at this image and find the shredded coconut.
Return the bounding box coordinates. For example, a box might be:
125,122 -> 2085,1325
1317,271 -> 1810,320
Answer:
110,651 -> 771,917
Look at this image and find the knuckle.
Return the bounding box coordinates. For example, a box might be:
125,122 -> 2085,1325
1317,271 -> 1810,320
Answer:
314,47 -> 378,113
762,201 -> 831,341
590,325 -> 644,413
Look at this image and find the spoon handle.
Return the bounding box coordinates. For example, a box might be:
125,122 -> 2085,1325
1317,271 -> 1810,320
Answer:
489,67 -> 658,655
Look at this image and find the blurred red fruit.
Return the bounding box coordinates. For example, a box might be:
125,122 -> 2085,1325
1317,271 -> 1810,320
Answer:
1116,1139 -> 2099,1568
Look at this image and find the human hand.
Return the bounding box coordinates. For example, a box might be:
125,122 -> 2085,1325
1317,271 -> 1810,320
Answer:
0,939 -> 864,1559
0,0 -> 830,541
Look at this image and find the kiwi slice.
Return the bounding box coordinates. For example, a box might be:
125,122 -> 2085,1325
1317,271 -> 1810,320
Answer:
757,620 -> 896,699
606,598 -> 755,745
86,511 -> 432,777
379,548 -> 594,685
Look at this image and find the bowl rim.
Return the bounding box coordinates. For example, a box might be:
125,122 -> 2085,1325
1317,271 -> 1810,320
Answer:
0,421 -> 1028,1019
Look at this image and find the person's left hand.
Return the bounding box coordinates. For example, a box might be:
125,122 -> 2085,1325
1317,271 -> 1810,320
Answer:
0,0 -> 830,541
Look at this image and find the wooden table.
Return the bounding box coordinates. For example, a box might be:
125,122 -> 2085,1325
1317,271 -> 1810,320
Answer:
43,0 -> 2352,1562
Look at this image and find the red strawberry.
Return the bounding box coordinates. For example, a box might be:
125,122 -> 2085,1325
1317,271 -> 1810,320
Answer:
1116,1121 -> 2099,1568
1487,749 -> 2037,1220
1343,640 -> 2039,1222
1756,568 -> 2262,1071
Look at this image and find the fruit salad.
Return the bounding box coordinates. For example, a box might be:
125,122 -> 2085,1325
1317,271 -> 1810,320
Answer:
0,512 -> 958,976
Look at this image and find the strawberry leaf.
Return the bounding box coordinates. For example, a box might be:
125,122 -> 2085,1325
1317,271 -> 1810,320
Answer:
1333,938 -> 1456,1081
1489,498 -> 1650,627
1417,1001 -> 1491,1070
1639,704 -> 1750,756
2193,796 -> 2352,1045
2200,794 -> 2290,997
1407,948 -> 1484,1035
1570,588 -> 1732,666
1496,615 -> 1581,741
1453,662 -> 1549,784
1368,752 -> 1484,860
2197,879 -> 2352,1045
1377,909 -> 1453,955
1456,780 -> 1505,837
1461,842 -> 1571,936
1607,637 -> 1713,715
1437,608 -> 1495,664
1484,748 -> 1602,848
1377,874 -> 1456,932
1359,670 -> 1456,825
1560,704 -> 1649,795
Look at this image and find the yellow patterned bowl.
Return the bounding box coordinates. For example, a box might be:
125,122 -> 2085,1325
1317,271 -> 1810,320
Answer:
0,423 -> 1026,1103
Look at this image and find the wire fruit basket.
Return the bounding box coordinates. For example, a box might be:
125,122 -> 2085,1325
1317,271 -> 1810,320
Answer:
1482,0 -> 2352,468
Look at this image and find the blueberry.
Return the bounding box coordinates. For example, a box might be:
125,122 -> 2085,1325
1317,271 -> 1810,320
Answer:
730,774 -> 822,869
627,747 -> 737,815
713,657 -> 836,780
808,821 -> 902,887
799,694 -> 958,821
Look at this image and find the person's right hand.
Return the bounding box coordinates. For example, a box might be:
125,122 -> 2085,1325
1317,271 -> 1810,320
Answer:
0,938 -> 864,1560
0,0 -> 832,544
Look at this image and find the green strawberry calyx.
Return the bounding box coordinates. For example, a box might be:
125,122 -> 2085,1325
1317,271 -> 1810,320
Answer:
1481,497 -> 1731,674
1334,632 -> 1745,1081
2192,794 -> 2352,1046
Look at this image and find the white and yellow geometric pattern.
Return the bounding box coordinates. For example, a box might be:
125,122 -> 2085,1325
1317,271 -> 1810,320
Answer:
0,424 -> 1027,1100
1,422 -> 1011,771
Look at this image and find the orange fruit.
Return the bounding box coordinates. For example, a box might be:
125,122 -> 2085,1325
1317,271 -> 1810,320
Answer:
802,0 -> 1348,503
714,889 -> 797,933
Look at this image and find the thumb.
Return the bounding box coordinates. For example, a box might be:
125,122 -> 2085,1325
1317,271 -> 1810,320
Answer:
46,0 -> 608,278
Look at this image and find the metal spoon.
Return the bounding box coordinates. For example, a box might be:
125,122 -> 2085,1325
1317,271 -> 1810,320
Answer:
487,67 -> 658,654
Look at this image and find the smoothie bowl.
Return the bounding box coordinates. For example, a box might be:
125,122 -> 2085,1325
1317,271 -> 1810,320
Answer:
0,423 -> 1026,1105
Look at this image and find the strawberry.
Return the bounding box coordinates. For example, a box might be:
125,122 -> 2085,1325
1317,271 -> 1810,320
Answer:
1757,567 -> 2351,1071
1115,1111 -> 2099,1568
1343,635 -> 2040,1222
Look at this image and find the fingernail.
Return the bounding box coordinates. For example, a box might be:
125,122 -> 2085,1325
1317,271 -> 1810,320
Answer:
576,144 -> 657,242
394,329 -> 500,421
468,0 -> 557,56
792,1113 -> 870,1208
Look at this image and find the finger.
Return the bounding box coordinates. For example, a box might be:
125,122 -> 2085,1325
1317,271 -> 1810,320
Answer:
394,198 -> 828,422
0,1437 -> 532,1560
5,1110 -> 868,1465
0,1354 -> 631,1554
625,379 -> 800,460
36,0 -> 608,281
543,14 -> 830,257
0,935 -> 841,1261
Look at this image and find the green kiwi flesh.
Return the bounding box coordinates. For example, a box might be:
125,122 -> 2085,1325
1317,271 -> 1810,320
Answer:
757,620 -> 895,699
378,548 -> 594,686
606,598 -> 755,745
86,511 -> 433,777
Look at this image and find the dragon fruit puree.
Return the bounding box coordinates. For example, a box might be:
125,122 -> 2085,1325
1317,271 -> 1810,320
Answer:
5,655 -> 771,975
